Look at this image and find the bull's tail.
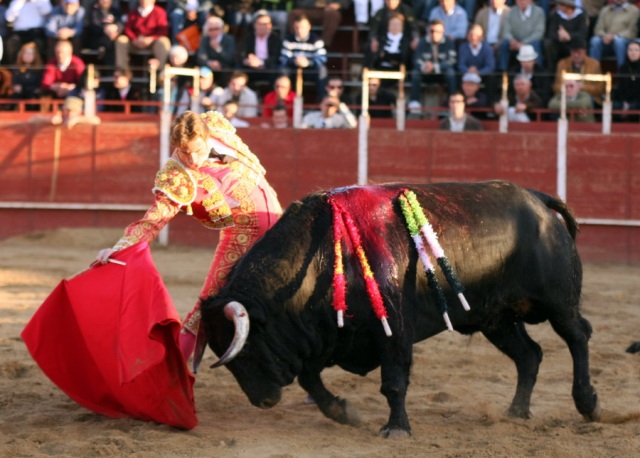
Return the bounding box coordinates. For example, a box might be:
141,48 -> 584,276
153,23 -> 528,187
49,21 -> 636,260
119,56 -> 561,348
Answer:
528,189 -> 579,240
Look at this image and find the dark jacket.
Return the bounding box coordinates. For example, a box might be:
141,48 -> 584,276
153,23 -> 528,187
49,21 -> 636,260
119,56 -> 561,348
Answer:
237,30 -> 282,70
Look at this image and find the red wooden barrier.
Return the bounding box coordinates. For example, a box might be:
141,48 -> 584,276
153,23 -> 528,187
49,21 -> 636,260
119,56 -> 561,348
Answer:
1,121 -> 638,264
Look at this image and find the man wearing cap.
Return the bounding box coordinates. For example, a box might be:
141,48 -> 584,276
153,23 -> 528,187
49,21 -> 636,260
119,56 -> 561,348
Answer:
44,0 -> 85,61
544,0 -> 587,72
460,72 -> 490,118
554,38 -> 604,105
589,0 -> 639,69
508,44 -> 553,105
498,0 -> 545,71
176,66 -> 223,114
238,10 -> 283,87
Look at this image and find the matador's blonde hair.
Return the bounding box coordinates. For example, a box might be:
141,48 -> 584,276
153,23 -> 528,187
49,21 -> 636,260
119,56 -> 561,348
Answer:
170,111 -> 209,148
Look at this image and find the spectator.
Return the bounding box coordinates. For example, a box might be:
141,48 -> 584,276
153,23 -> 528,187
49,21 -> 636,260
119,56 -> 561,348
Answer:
103,67 -> 146,112
41,39 -> 85,99
474,0 -> 510,56
288,0 -> 351,48
196,15 -> 236,87
543,0 -> 588,73
218,0 -> 257,40
30,95 -> 100,128
44,0 -> 85,61
262,74 -> 295,118
493,73 -> 543,122
237,10 -> 283,87
408,19 -> 457,114
68,66 -> 105,107
589,0 -> 639,69
115,0 -> 171,72
253,0 -> 290,37
354,0 -> 384,26
364,11 -> 412,73
176,65 -> 221,114
12,41 -> 43,104
301,94 -> 358,128
167,0 -> 211,45
508,44 -> 553,106
440,91 -> 484,131
613,39 -> 640,120
498,0 -> 545,71
416,0 -> 477,31
280,13 -> 327,100
457,24 -> 495,77
85,0 -> 123,67
222,99 -> 250,127
553,38 -> 604,105
429,0 -> 469,42
325,75 -> 353,104
460,71 -> 490,118
4,0 -> 52,64
368,0 -> 418,58
261,103 -> 290,128
213,70 -> 259,117
361,76 -> 396,118
581,0 -> 607,41
548,79 -> 596,122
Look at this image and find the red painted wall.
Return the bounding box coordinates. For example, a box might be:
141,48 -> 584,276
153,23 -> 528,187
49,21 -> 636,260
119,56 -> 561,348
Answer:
1,121 -> 638,264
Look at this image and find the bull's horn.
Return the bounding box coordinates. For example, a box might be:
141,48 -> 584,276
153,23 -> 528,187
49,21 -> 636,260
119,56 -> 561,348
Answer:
210,301 -> 250,368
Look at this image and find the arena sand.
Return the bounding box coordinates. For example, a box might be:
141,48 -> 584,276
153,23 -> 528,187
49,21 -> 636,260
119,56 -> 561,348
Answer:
1,228 -> 639,457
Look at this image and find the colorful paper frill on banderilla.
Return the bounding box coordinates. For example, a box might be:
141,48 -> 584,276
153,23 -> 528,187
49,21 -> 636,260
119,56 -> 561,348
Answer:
329,197 -> 392,337
399,189 -> 470,331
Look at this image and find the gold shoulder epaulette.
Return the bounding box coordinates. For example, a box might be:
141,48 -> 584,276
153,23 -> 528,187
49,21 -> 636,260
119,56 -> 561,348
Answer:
152,159 -> 196,213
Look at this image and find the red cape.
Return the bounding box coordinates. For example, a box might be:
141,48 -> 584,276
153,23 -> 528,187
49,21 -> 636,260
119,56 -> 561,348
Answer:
21,242 -> 198,429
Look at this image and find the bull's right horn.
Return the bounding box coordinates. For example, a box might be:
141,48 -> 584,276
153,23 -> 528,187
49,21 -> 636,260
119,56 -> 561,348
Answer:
210,301 -> 250,368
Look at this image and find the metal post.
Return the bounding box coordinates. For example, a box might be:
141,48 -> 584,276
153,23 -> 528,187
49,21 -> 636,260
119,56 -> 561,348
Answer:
498,72 -> 508,133
157,65 -> 200,246
358,67 -> 406,185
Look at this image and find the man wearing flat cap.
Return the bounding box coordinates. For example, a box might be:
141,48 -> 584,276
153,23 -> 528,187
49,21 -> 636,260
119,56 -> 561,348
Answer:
544,0 -> 587,72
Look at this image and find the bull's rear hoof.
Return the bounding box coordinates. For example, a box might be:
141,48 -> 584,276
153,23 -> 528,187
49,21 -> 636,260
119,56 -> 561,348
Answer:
378,426 -> 411,439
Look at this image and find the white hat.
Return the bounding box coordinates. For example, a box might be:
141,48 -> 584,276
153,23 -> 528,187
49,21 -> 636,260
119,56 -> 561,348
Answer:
516,45 -> 538,62
462,72 -> 481,84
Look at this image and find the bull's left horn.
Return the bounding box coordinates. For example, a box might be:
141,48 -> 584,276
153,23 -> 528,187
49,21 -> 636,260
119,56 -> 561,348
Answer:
210,301 -> 250,368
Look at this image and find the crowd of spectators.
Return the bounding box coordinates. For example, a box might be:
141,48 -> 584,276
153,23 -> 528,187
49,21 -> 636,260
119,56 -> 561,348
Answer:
0,0 -> 639,124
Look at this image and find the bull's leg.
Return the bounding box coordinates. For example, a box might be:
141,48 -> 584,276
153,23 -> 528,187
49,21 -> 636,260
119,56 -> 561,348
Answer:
548,313 -> 601,421
378,348 -> 412,438
482,318 -> 542,419
297,369 -> 361,426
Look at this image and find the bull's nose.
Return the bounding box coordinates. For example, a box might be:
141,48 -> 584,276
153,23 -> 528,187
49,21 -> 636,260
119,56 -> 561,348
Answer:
256,390 -> 281,409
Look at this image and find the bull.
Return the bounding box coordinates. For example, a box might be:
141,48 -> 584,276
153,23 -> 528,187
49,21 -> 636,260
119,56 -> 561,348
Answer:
198,181 -> 601,438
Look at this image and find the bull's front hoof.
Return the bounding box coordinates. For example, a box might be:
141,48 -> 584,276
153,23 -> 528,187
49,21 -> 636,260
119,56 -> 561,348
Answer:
507,405 -> 532,419
581,396 -> 602,422
322,398 -> 361,426
378,426 -> 411,439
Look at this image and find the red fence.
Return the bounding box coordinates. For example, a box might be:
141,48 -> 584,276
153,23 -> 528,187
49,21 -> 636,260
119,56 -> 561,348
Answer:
1,121 -> 638,263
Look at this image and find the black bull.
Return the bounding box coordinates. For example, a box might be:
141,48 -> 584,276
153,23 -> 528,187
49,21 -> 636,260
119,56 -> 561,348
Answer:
199,181 -> 600,438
